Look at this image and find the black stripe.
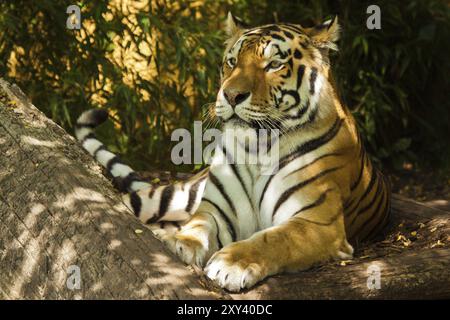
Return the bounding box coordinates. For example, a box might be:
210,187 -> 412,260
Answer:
185,177 -> 206,213
350,149 -> 367,191
309,67 -> 318,95
280,68 -> 292,79
294,208 -> 341,226
349,171 -> 383,226
93,144 -> 107,158
283,30 -> 294,39
272,166 -> 343,217
106,156 -> 121,173
285,152 -> 342,178
294,49 -> 302,60
258,151 -> 340,212
270,34 -> 286,42
260,24 -> 281,32
158,185 -> 175,219
362,200 -> 388,242
296,64 -> 305,89
284,100 -> 309,120
360,174 -> 391,240
281,23 -> 304,34
222,145 -> 254,211
280,90 -> 301,113
290,191 -> 342,227
229,163 -> 253,209
80,132 -> 95,145
148,187 -> 156,198
258,174 -> 275,211
129,192 -> 141,217
209,172 -> 237,217
291,188 -> 331,217
344,151 -> 368,209
202,198 -> 237,242
244,165 -> 255,186
306,102 -> 319,124
346,164 -> 377,215
112,172 -> 144,193
75,123 -> 96,130
279,117 -> 343,167
355,184 -> 387,239
259,120 -> 341,211
272,43 -> 288,59
282,98 -> 306,114
209,214 -> 224,249
84,109 -> 108,125
185,182 -> 199,213
286,57 -> 293,70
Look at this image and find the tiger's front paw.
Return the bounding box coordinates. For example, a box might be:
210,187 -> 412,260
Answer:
162,228 -> 218,267
204,242 -> 268,292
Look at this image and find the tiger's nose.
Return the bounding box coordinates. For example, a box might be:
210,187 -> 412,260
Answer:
223,89 -> 251,108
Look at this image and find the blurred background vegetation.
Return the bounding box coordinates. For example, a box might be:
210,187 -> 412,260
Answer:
0,0 -> 449,175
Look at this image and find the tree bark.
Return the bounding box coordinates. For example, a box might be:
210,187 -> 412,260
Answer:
1,78 -> 449,299
0,79 -> 228,300
235,247 -> 450,299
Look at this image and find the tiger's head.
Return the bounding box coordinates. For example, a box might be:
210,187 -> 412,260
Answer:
216,13 -> 341,132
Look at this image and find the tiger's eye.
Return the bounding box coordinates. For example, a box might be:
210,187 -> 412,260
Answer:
266,60 -> 285,72
269,61 -> 282,69
226,57 -> 236,68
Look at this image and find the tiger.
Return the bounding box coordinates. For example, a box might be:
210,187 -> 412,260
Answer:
74,13 -> 391,292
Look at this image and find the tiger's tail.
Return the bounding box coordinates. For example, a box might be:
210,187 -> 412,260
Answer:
75,109 -> 209,225
75,109 -> 151,193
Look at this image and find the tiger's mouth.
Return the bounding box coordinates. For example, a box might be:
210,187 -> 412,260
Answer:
227,114 -> 249,125
226,114 -> 264,130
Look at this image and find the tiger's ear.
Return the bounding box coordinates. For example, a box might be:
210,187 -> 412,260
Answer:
225,12 -> 246,37
305,16 -> 340,51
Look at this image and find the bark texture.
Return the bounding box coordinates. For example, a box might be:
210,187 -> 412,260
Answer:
0,79 -> 227,299
0,78 -> 449,299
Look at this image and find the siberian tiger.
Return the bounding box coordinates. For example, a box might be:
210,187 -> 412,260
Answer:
75,13 -> 391,292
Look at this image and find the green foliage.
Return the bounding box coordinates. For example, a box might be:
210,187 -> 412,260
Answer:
0,0 -> 449,172
0,0 -> 226,170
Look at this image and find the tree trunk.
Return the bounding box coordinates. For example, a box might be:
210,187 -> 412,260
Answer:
0,79 -> 228,300
1,78 -> 449,299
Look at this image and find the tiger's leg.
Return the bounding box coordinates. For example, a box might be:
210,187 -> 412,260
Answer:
205,189 -> 353,292
161,200 -> 234,267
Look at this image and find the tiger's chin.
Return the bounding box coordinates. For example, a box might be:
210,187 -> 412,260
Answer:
224,114 -> 263,131
225,114 -> 251,127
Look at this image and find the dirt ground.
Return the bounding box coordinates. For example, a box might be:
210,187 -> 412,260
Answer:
386,167 -> 450,211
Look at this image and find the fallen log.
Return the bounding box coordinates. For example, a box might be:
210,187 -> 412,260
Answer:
0,78 -> 448,299
0,79 -> 227,299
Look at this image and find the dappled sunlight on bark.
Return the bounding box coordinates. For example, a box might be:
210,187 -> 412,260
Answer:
0,79 -> 226,299
9,237 -> 43,299
21,136 -> 61,148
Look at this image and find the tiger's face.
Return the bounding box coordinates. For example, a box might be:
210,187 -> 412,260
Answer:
215,14 -> 340,132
